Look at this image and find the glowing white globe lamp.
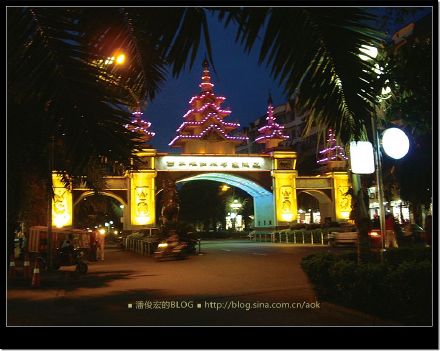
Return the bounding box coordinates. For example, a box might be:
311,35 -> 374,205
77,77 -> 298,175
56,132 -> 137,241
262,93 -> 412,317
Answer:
382,128 -> 410,159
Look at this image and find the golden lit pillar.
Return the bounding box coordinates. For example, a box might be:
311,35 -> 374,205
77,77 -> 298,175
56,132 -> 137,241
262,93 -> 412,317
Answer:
52,172 -> 73,228
129,149 -> 157,228
326,171 -> 352,221
271,151 -> 298,226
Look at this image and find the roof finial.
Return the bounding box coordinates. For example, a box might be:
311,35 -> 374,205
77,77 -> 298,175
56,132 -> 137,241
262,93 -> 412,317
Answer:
202,57 -> 209,69
200,56 -> 213,92
268,92 -> 273,106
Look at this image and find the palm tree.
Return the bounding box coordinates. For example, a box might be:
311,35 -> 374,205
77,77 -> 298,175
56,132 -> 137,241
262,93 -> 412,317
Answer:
8,7 -> 385,256
7,7 -> 214,257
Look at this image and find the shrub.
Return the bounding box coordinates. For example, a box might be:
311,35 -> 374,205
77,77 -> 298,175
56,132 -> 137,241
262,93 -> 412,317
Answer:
384,247 -> 432,266
351,262 -> 389,312
329,260 -> 358,303
301,251 -> 432,325
301,253 -> 338,298
384,259 -> 432,325
290,223 -> 306,230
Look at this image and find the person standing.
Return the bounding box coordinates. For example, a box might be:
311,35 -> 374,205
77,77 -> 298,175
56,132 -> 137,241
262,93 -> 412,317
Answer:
89,230 -> 98,261
424,215 -> 432,247
385,213 -> 398,248
97,230 -> 106,261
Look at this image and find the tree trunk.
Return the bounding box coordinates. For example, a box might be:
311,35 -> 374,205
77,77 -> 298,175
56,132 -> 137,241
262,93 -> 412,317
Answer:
351,173 -> 372,263
411,201 -> 423,226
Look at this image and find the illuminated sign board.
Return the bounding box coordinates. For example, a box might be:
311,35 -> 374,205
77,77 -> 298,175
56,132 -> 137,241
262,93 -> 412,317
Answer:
349,141 -> 375,174
156,156 -> 271,171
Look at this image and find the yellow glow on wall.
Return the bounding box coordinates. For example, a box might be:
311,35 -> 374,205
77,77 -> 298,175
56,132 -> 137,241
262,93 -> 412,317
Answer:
328,172 -> 352,221
130,171 -> 156,226
281,213 -> 294,222
272,151 -> 298,224
52,173 -> 72,228
273,173 -> 298,224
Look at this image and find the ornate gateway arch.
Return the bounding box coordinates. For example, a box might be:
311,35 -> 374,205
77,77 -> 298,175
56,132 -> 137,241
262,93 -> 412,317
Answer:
50,60 -> 351,232
52,149 -> 351,232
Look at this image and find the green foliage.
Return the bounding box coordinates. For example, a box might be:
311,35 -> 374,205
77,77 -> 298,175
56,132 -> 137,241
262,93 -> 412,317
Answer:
301,249 -> 432,324
215,7 -> 385,143
305,223 -> 321,230
376,13 -> 432,213
384,259 -> 432,324
301,253 -> 338,297
383,247 -> 432,266
290,223 -> 306,230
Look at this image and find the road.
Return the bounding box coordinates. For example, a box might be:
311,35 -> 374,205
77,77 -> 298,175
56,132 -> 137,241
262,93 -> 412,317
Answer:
7,240 -> 398,326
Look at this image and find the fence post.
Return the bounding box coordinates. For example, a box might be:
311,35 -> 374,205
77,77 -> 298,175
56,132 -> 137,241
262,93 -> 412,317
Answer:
294,231 -> 297,244
311,231 -> 314,245
321,232 -> 324,245
302,231 -> 305,244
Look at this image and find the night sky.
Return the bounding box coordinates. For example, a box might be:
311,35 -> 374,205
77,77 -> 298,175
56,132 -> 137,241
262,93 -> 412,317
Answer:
144,8 -> 431,153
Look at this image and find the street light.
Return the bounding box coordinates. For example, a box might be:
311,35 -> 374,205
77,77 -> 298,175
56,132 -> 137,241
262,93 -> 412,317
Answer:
358,45 -> 388,259
229,200 -> 243,231
371,81 -> 409,257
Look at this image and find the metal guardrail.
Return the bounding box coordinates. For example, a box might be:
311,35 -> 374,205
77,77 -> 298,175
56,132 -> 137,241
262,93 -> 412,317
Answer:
123,238 -> 158,255
253,230 -> 330,245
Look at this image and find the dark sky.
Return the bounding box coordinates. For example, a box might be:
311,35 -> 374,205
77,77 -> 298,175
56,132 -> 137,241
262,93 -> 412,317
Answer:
143,8 -> 432,153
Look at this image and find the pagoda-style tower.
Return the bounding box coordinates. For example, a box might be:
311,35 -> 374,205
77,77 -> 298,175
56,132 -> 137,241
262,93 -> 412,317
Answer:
317,129 -> 348,172
255,95 -> 289,150
169,60 -> 248,154
125,104 -> 155,145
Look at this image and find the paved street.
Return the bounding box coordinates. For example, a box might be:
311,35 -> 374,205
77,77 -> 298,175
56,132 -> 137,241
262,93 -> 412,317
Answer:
7,240 -> 398,326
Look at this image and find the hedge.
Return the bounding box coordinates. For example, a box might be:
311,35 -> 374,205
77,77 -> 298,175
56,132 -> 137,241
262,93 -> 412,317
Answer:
301,249 -> 432,325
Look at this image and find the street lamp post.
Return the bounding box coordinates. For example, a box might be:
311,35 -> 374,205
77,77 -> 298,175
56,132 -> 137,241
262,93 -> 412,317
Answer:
46,135 -> 55,270
359,44 -> 387,260
371,118 -> 387,259
230,199 -> 242,232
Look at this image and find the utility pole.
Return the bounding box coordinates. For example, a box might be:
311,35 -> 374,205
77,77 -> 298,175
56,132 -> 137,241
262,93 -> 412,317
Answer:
371,119 -> 386,263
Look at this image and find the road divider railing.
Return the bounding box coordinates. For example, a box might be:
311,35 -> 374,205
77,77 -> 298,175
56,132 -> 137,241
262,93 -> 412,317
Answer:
124,237 -> 158,256
252,229 -> 331,245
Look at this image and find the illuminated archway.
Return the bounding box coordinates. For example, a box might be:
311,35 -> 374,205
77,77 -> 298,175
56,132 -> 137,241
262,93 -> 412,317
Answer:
176,173 -> 275,228
73,191 -> 128,229
73,191 -> 127,207
297,190 -> 333,222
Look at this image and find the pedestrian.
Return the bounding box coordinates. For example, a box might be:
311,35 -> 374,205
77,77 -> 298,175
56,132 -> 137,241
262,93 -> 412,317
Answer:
89,230 -> 98,261
385,213 -> 398,249
97,231 -> 105,261
424,215 -> 432,247
372,213 -> 380,229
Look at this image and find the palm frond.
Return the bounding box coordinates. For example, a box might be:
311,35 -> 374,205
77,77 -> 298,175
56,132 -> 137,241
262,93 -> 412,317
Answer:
215,7 -> 386,144
8,8 -> 145,180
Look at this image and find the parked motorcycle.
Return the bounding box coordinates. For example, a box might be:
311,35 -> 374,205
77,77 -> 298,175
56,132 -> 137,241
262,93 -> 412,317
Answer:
41,247 -> 89,273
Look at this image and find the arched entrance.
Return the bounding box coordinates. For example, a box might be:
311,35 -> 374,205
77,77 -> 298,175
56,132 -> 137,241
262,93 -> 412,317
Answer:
297,190 -> 333,223
73,191 -> 127,232
174,173 -> 275,228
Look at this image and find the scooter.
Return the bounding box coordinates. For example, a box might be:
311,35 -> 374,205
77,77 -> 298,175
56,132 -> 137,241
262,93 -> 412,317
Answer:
154,240 -> 189,261
48,247 -> 89,273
